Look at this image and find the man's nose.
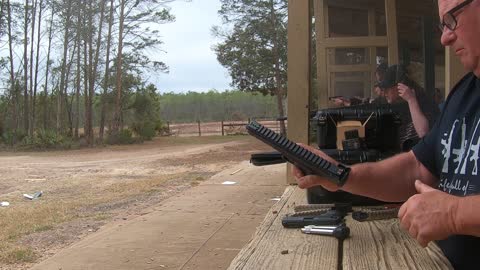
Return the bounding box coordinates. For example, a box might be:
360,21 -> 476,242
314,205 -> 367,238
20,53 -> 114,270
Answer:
440,28 -> 456,46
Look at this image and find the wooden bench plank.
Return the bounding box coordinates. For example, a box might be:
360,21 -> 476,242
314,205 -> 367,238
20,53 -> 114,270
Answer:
228,186 -> 338,270
343,217 -> 453,269
229,186 -> 452,270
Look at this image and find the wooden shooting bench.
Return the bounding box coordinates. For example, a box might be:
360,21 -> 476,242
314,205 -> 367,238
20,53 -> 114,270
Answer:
227,186 -> 453,270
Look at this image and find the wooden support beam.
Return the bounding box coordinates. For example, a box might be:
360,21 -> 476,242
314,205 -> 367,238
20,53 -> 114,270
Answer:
385,0 -> 399,64
287,0 -> 311,184
368,8 -> 378,96
445,47 -> 466,95
423,16 -> 435,98
315,0 -> 328,109
320,36 -> 388,48
327,0 -> 385,11
329,64 -> 372,72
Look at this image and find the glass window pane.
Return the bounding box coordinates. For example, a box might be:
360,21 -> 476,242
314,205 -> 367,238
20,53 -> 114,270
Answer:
328,7 -> 369,37
375,12 -> 387,36
327,0 -> 386,37
332,72 -> 370,98
328,48 -> 369,65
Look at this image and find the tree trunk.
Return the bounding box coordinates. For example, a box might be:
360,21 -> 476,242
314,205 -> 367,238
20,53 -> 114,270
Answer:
74,11 -> 82,138
99,0 -> 115,141
32,0 -> 43,133
0,0 -> 3,19
85,0 -> 95,145
83,10 -> 90,142
43,4 -> 54,130
7,0 -> 17,142
28,0 -> 37,135
57,0 -> 72,134
64,45 -> 76,136
269,0 -> 286,135
0,0 -> 5,33
112,0 -> 126,134
23,0 -> 29,134
85,0 -> 106,143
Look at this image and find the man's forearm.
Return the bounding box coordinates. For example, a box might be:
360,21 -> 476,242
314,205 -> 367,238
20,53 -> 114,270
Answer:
341,151 -> 437,202
455,195 -> 480,237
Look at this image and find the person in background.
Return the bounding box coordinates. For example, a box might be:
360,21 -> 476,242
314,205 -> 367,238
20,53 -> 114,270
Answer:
371,63 -> 388,104
330,63 -> 388,107
330,96 -> 365,107
378,65 -> 438,150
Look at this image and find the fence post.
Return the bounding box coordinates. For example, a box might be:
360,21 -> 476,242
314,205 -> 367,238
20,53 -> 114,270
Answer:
198,120 -> 201,136
167,121 -> 170,135
221,121 -> 224,136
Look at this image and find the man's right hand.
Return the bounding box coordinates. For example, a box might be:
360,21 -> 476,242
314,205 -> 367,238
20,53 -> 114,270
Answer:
292,144 -> 342,192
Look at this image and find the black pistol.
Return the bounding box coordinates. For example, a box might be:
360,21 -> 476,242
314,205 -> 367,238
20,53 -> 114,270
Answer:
282,210 -> 344,228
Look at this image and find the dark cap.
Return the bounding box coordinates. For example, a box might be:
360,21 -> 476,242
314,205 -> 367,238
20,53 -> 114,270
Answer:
378,65 -> 408,90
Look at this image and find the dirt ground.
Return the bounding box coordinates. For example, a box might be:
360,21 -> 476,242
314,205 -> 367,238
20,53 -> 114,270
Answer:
0,135 -> 273,270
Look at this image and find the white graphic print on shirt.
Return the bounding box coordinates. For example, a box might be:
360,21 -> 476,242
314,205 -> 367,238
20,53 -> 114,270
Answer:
439,117 -> 480,195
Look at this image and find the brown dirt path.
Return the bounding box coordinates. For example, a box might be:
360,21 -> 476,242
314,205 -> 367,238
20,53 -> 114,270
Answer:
0,136 -> 283,270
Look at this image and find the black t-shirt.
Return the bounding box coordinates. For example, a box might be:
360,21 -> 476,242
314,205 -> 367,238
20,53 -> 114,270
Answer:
412,73 -> 480,270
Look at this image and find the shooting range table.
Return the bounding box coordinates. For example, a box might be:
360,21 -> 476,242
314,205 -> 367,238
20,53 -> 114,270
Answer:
227,186 -> 453,270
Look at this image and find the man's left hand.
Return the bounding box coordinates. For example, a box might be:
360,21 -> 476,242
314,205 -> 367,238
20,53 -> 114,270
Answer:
398,180 -> 459,247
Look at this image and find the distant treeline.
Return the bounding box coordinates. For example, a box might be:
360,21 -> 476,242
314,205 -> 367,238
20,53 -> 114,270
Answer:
159,90 -> 280,123
0,88 -> 280,147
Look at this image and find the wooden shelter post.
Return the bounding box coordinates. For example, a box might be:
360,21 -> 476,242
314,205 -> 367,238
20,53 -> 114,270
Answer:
286,0 -> 311,184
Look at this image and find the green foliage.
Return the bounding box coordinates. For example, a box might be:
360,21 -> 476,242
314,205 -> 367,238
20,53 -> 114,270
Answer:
20,130 -> 73,150
128,84 -> 162,140
105,129 -> 135,145
2,130 -> 26,145
131,121 -> 156,140
159,90 -> 279,123
154,120 -> 170,136
213,0 -> 288,96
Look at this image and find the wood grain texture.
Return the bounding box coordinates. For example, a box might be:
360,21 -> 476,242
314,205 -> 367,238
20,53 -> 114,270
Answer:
343,218 -> 453,270
229,186 -> 453,270
228,186 -> 338,270
286,0 -> 311,184
385,0 -> 399,65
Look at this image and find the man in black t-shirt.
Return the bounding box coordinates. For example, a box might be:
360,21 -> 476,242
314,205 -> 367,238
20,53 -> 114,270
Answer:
293,1 -> 480,269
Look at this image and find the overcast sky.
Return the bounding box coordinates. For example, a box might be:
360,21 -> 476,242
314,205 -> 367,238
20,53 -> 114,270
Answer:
152,0 -> 232,93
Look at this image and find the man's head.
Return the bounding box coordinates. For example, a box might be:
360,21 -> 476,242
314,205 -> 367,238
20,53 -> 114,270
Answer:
378,65 -> 407,103
439,0 -> 480,76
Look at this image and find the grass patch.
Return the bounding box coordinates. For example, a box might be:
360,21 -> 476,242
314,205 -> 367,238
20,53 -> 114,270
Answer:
93,213 -> 111,221
151,135 -> 250,147
0,202 -> 74,242
0,172 -> 214,265
32,225 -> 54,233
0,245 -> 37,264
103,175 -> 179,196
